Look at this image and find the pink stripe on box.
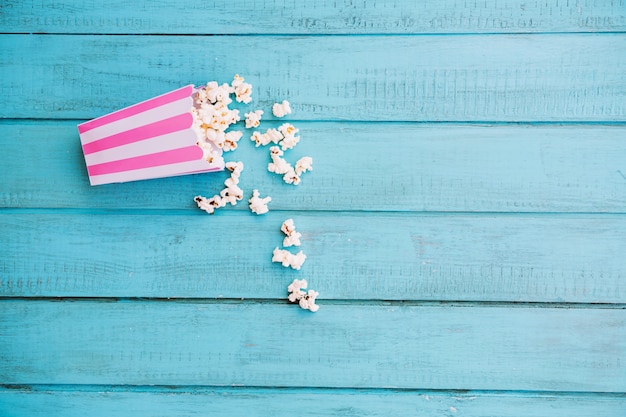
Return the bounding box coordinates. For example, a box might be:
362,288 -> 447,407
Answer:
78,85 -> 194,134
84,130 -> 198,166
79,97 -> 193,145
82,112 -> 193,155
87,145 -> 204,176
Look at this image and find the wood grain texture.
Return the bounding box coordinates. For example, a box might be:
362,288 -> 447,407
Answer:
1,388 -> 625,417
2,0 -> 625,34
1,212 -> 624,302
2,121 -> 626,212
1,34 -> 625,121
1,301 -> 624,392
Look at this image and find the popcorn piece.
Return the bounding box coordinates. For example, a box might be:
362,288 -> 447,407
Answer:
278,123 -> 298,137
267,146 -> 292,174
231,74 -> 245,88
194,88 -> 209,106
259,124 -> 306,184
287,279 -> 308,303
295,157 -> 313,175
279,135 -> 299,151
248,189 -> 272,215
225,161 -> 244,177
205,128 -> 226,148
220,192 -> 241,206
267,146 -> 293,175
194,195 -> 224,214
269,146 -> 284,159
272,247 -> 306,270
223,131 -> 243,152
282,168 -> 301,185
268,158 -> 293,175
250,128 -> 283,147
290,250 -> 307,270
244,110 -> 264,129
221,181 -> 243,200
265,128 -> 284,144
250,131 -> 266,147
299,290 -> 320,312
280,218 -> 297,236
207,103 -> 240,132
196,141 -> 222,165
283,232 -> 301,247
272,100 -> 292,118
277,123 -> 300,150
195,161 -> 244,214
267,146 -> 311,185
272,247 -> 290,267
232,75 -> 253,104
220,162 -> 244,205
205,81 -> 233,105
223,177 -> 239,190
281,218 -> 302,247
287,279 -> 319,312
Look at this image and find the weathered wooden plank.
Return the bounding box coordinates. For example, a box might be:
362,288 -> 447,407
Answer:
0,387 -> 624,417
1,34 -> 624,121
1,212 -> 624,302
2,121 -> 626,213
2,0 -> 625,35
0,301 -> 623,391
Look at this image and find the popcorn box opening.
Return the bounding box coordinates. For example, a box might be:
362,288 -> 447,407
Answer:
77,85 -> 225,185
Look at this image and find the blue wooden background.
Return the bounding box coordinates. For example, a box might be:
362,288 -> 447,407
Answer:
1,1 -> 625,415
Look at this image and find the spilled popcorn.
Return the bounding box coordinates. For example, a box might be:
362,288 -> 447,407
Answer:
193,195 -> 222,214
267,146 -> 313,186
244,110 -> 263,129
272,247 -> 307,270
192,78 -> 318,311
272,218 -> 307,269
273,218 -> 306,267
248,189 -> 271,215
249,123 -> 299,150
250,128 -> 283,147
295,157 -> 313,176
267,146 -> 292,174
231,74 -> 253,104
194,161 -> 244,214
272,100 -> 292,118
245,100 -> 311,186
277,123 -> 299,150
287,279 -> 319,312
222,131 -> 243,152
281,218 -> 302,247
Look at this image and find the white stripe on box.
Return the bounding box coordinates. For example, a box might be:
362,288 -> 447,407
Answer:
83,129 -> 198,166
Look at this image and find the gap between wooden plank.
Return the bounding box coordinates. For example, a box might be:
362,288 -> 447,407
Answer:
2,383 -> 625,397
4,31 -> 626,36
0,386 -> 624,417
4,208 -> 626,216
0,297 -> 624,310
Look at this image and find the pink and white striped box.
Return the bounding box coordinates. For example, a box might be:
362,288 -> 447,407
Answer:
77,85 -> 224,185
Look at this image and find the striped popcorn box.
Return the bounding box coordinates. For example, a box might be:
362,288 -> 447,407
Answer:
78,85 -> 225,186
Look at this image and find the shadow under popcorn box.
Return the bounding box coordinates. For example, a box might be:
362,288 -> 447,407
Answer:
78,85 -> 225,186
